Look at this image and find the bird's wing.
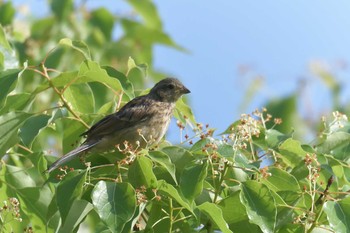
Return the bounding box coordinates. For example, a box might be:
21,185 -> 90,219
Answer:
81,96 -> 155,138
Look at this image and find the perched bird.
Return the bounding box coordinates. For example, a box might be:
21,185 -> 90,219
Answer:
46,78 -> 190,173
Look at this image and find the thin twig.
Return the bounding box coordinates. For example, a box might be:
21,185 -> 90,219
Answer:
16,144 -> 33,154
40,63 -> 90,129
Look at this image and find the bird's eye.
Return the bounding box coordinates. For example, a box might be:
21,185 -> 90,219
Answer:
167,84 -> 175,89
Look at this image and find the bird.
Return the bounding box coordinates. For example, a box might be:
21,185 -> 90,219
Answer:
46,77 -> 190,173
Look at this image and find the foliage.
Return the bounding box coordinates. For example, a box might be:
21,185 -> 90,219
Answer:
1,1 -> 350,233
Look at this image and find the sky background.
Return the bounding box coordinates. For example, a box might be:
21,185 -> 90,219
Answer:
12,0 -> 350,141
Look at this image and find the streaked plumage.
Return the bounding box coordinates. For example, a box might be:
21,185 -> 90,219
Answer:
46,78 -> 190,173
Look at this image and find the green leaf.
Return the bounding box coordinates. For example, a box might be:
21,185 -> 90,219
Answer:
157,180 -> 192,213
217,143 -> 236,158
16,186 -> 53,229
121,19 -> 184,50
218,191 -> 260,232
275,191 -> 302,230
265,95 -> 298,134
162,146 -> 194,173
19,114 -> 51,147
197,202 -> 232,233
0,52 -> 3,69
90,8 -> 114,40
262,167 -> 301,192
59,38 -> 91,60
127,0 -> 162,29
91,181 -> 137,233
174,97 -> 196,124
265,129 -> 290,149
0,93 -> 33,114
103,66 -> 135,99
219,120 -> 240,135
121,203 -> 146,233
324,197 -> 350,233
30,17 -> 55,40
278,138 -> 307,167
127,56 -> 148,77
180,161 -> 208,202
240,180 -> 277,233
57,117 -> 86,155
78,60 -> 124,92
46,193 -> 60,229
145,201 -> 169,231
58,199 -> 93,233
0,2 -> 15,25
0,112 -> 33,157
63,83 -> 95,114
56,171 -> 87,225
148,151 -> 177,184
0,24 -> 12,50
96,100 -> 115,115
51,0 -> 73,21
0,69 -> 20,109
316,131 -> 350,154
128,156 -> 158,188
4,164 -> 36,188
234,153 -> 260,171
34,71 -> 74,93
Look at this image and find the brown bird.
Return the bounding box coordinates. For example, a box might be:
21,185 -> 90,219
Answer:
46,78 -> 190,173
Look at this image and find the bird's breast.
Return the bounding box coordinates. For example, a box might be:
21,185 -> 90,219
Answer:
138,102 -> 175,143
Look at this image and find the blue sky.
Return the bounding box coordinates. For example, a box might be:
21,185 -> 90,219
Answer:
151,1 -> 350,138
12,0 -> 350,141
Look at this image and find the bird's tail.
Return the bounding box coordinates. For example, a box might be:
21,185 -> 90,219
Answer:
46,142 -> 99,173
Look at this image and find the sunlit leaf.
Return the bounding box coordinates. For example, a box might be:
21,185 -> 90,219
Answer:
148,150 -> 177,184
262,167 -> 301,192
278,138 -> 307,167
324,197 -> 350,233
157,180 -> 193,213
316,131 -> 350,154
265,129 -> 290,149
127,56 -> 148,77
59,38 -> 91,60
63,83 -> 95,114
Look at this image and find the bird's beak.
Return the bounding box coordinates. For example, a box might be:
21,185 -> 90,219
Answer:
181,86 -> 191,94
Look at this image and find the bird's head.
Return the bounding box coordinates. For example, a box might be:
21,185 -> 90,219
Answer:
150,78 -> 190,102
